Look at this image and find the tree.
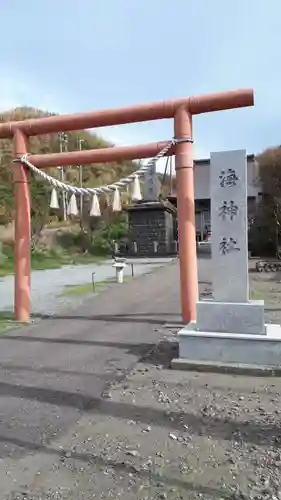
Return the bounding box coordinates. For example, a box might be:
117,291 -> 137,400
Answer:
249,146 -> 281,256
258,146 -> 281,224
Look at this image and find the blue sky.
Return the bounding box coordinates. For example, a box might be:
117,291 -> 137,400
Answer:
0,0 -> 280,170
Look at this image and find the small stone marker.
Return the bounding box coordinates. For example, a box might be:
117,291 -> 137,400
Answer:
143,163 -> 161,201
210,149 -> 249,303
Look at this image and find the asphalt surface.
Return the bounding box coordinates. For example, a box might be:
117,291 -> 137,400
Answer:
0,259 -> 183,497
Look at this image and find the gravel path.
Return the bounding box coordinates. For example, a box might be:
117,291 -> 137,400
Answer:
0,258 -> 174,314
84,358 -> 281,500
1,259 -> 281,499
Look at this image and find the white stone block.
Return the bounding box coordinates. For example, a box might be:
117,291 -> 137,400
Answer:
196,300 -> 265,334
177,321 -> 281,367
210,150 -> 249,303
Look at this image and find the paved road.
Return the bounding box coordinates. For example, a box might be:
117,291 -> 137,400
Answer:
0,257 -> 174,314
0,258 -> 193,497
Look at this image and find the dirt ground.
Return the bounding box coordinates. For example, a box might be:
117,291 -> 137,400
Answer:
3,260 -> 281,500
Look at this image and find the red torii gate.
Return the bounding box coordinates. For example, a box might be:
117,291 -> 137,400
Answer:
0,88 -> 254,323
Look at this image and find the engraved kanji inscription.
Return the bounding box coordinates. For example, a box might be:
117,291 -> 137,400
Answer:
219,237 -> 240,255
219,168 -> 239,188
218,200 -> 239,221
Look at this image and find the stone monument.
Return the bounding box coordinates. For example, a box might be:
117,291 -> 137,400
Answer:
126,163 -> 177,257
173,149 -> 281,370
142,162 -> 161,201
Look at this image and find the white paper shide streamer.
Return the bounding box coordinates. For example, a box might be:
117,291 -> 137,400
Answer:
131,174 -> 142,201
90,193 -> 101,217
49,188 -> 59,209
67,193 -> 78,216
112,188 -> 122,212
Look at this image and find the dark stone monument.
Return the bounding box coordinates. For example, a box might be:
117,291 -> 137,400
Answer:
127,200 -> 177,257
119,162 -> 178,257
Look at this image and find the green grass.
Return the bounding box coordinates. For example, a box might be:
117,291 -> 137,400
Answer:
59,280 -> 113,297
250,289 -> 264,301
59,276 -> 132,297
0,310 -> 25,332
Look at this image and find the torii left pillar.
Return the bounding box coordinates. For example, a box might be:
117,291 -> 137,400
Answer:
174,107 -> 198,322
13,129 -> 30,321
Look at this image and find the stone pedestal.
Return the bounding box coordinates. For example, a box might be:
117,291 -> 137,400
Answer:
127,201 -> 176,257
196,300 -> 265,334
174,150 -> 281,372
175,322 -> 281,369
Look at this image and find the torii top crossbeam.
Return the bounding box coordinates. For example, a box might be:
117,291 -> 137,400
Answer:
0,88 -> 253,138
7,88 -> 254,324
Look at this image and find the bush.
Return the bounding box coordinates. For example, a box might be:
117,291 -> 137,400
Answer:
56,230 -> 89,252
100,216 -> 128,242
55,215 -> 129,256
89,235 -> 112,255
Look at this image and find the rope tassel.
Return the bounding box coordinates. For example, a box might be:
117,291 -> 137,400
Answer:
67,193 -> 78,216
112,188 -> 122,212
49,188 -> 59,209
131,175 -> 142,201
90,193 -> 101,217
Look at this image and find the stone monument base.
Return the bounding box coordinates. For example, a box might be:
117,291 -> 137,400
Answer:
196,300 -> 265,334
173,320 -> 281,370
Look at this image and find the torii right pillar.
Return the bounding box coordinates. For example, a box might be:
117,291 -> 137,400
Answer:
174,107 -> 197,323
